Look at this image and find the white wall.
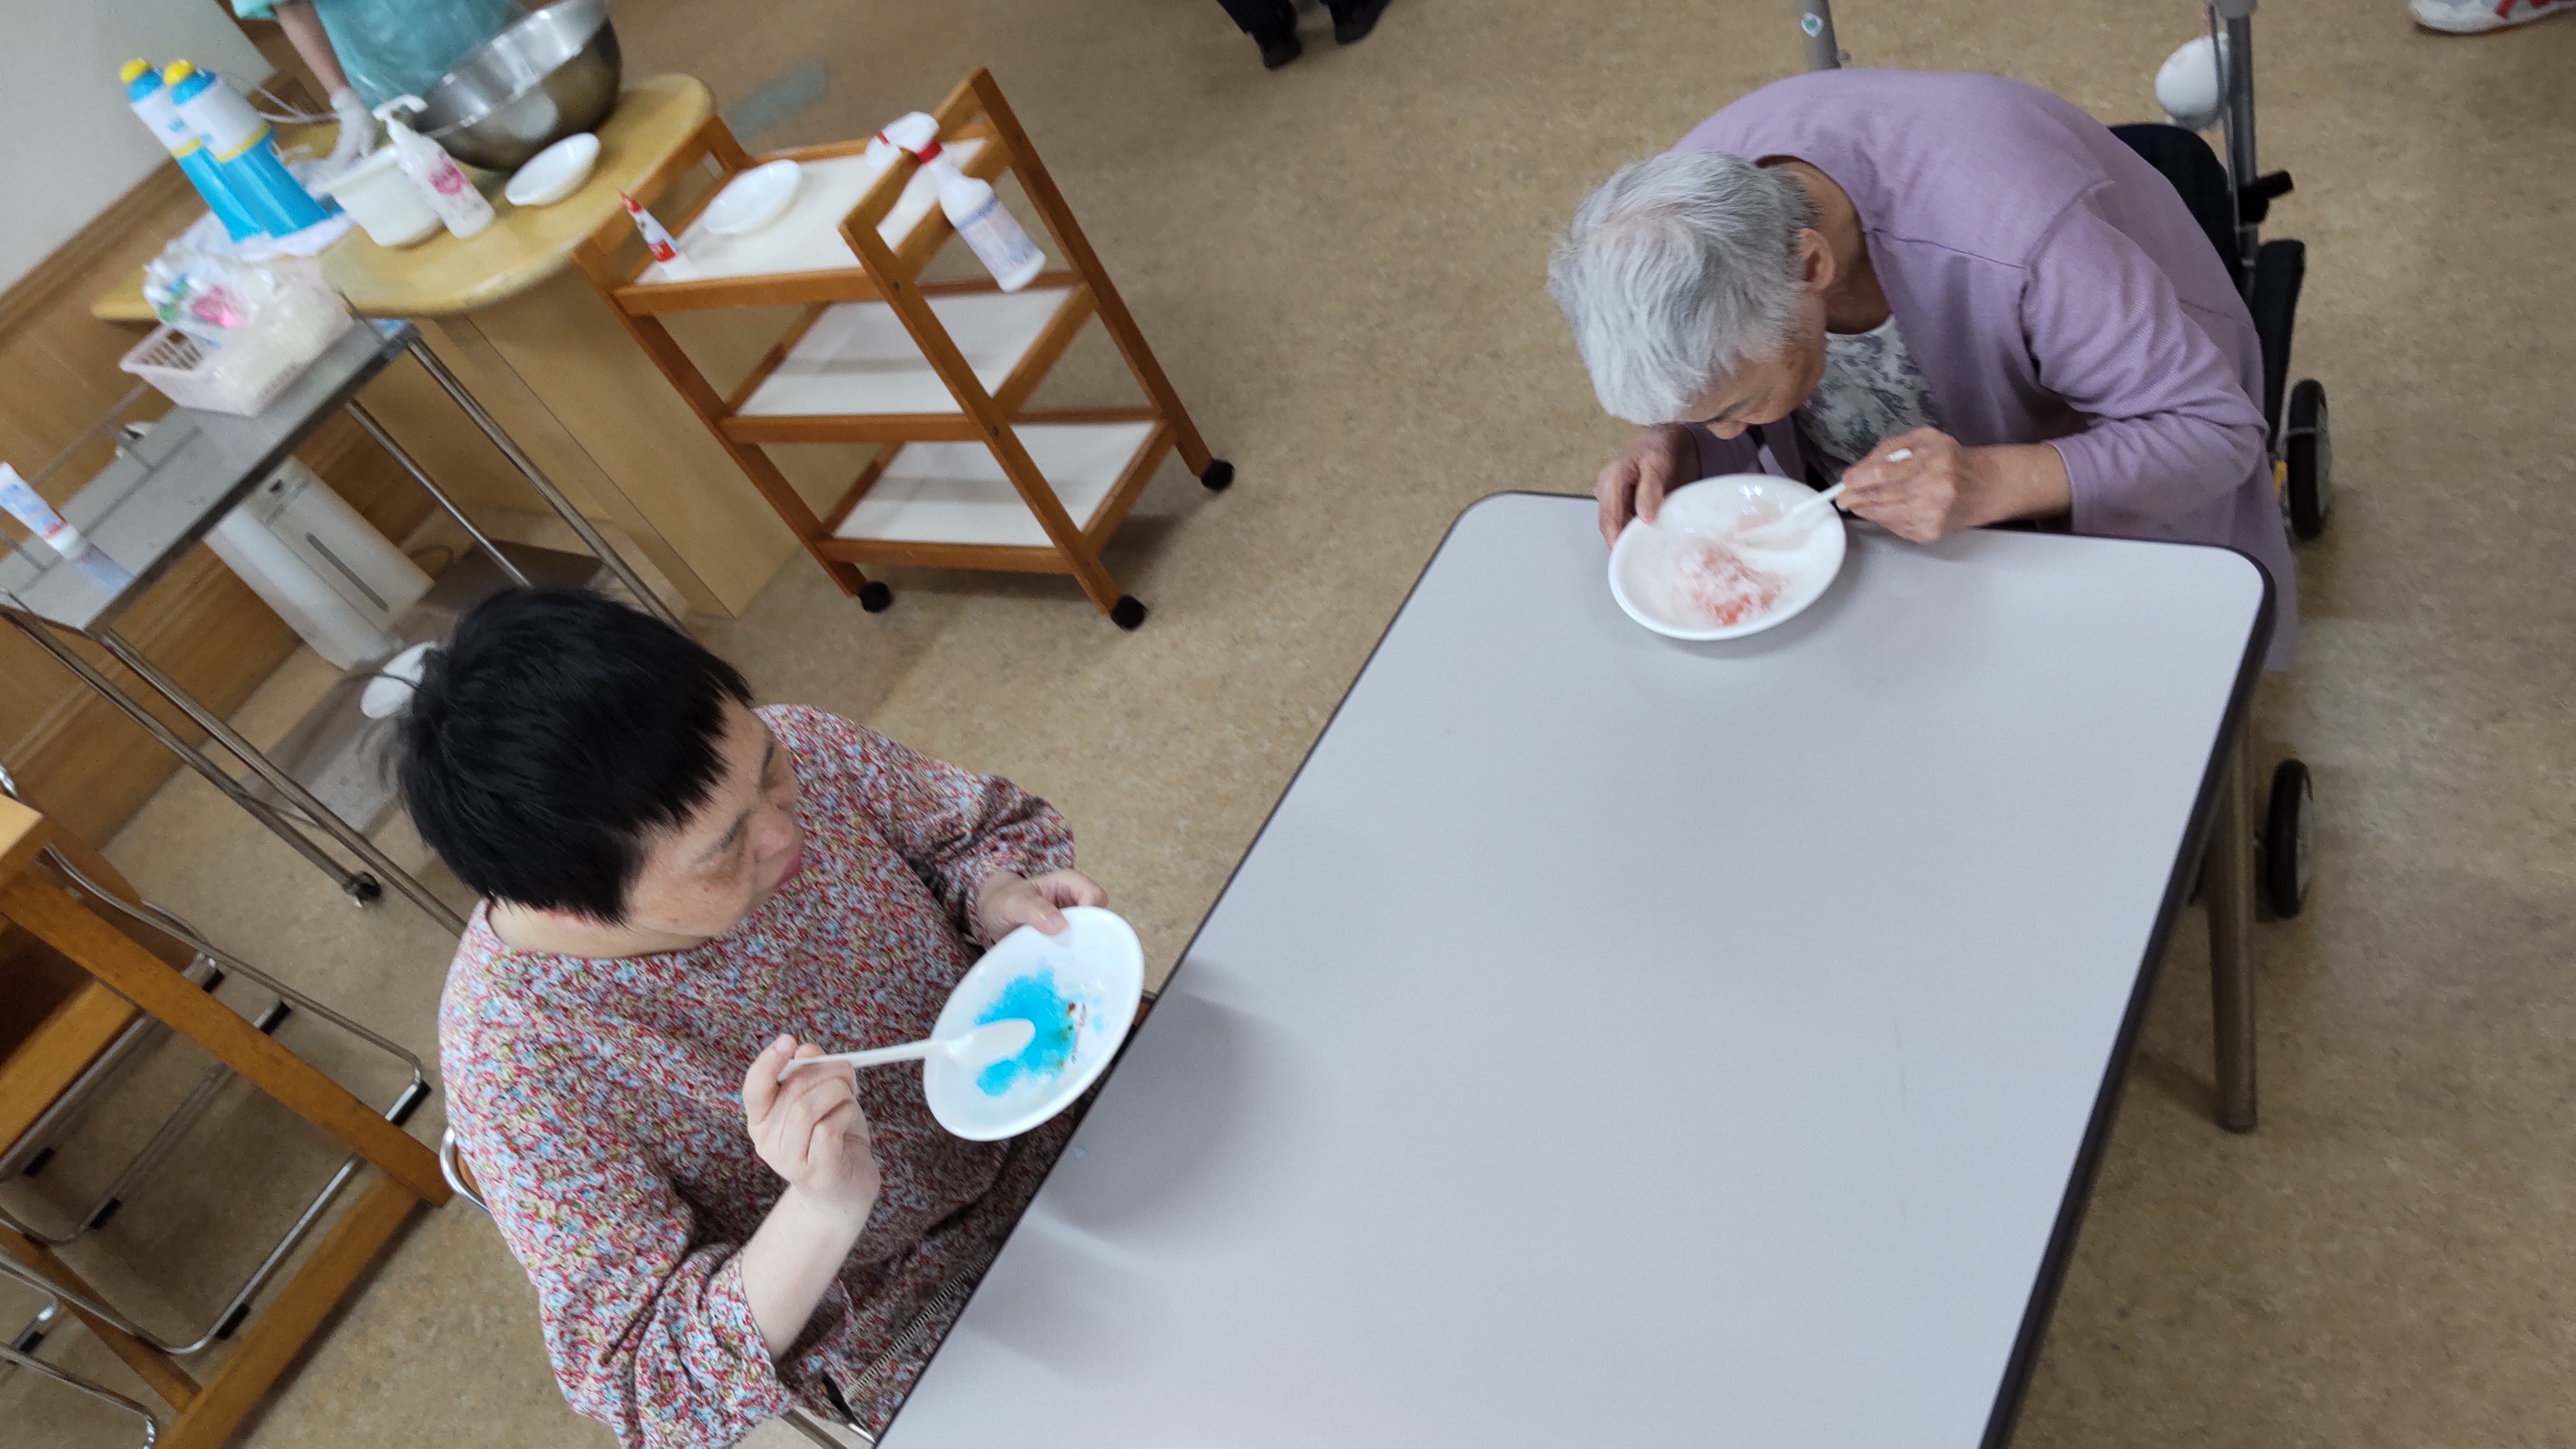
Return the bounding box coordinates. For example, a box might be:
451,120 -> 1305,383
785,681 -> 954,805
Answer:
0,0 -> 273,290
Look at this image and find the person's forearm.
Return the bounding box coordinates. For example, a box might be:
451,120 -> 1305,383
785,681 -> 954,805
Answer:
1964,442 -> 2074,527
739,1186 -> 871,1357
273,1 -> 353,95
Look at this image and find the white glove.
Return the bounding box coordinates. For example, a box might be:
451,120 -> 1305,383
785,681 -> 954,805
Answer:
326,87 -> 377,172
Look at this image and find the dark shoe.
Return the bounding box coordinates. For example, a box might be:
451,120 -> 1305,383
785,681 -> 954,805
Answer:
1327,0 -> 1391,43
1255,26 -> 1302,68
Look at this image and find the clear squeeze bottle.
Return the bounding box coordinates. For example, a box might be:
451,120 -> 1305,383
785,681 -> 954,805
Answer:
374,95 -> 494,239
912,139 -> 1045,292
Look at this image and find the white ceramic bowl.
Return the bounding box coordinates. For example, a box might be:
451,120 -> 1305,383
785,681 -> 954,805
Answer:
1607,474 -> 1848,641
920,906 -> 1144,1141
504,133 -> 600,208
702,160 -> 802,237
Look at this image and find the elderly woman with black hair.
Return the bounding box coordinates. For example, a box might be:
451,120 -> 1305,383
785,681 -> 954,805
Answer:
1551,68 -> 2297,667
409,589 -> 1103,1448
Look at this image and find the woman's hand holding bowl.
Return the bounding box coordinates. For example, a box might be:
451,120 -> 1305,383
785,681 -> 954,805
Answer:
976,868 -> 1108,940
1593,424 -> 1702,546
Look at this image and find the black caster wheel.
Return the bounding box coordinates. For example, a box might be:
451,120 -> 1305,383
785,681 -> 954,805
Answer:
1199,459 -> 1235,492
2284,379 -> 2329,542
858,580 -> 895,613
2262,758 -> 2313,918
345,873 -> 383,907
1110,596 -> 1148,630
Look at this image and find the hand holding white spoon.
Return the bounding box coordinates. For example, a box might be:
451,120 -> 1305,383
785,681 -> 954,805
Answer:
781,1018 -> 1037,1075
1734,449 -> 1909,549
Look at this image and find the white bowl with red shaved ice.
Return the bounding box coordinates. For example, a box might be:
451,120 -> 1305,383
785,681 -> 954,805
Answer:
1607,474 -> 1847,641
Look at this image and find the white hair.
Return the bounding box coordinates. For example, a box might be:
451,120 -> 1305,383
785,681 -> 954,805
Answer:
1546,150 -> 1819,426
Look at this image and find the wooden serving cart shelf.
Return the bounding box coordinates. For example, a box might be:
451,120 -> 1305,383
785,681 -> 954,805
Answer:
571,68 -> 1229,627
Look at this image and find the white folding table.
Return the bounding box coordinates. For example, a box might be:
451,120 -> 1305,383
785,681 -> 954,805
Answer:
876,492 -> 2273,1449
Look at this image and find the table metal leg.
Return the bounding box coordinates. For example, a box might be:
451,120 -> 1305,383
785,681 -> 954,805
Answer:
91,630 -> 465,935
343,401 -> 531,591
2202,737 -> 2257,1132
0,614 -> 381,904
403,339 -> 682,627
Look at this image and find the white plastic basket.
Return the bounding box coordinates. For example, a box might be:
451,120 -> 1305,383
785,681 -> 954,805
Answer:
118,287 -> 354,417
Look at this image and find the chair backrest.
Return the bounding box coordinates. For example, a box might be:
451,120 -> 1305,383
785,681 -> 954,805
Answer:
2110,123 -> 2242,290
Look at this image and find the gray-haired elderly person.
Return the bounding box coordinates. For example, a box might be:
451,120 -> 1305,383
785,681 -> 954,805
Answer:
1549,68 -> 2297,667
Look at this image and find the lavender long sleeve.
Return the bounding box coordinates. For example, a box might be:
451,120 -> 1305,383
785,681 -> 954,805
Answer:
1674,70 -> 2297,667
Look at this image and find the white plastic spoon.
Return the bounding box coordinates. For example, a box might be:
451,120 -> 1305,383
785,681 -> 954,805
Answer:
1734,482 -> 1846,549
1734,447 -> 1911,549
781,1018 -> 1037,1075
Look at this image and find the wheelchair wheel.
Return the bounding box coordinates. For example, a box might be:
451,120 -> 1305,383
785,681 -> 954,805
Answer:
2262,758 -> 2313,918
2286,379 -> 2329,541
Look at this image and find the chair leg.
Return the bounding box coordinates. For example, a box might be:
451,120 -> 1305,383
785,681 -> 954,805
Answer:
0,1233 -> 200,1410
0,1296 -> 62,1383
0,1338 -> 164,1444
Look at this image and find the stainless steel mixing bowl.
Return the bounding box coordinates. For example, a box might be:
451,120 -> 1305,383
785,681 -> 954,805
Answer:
417,0 -> 622,172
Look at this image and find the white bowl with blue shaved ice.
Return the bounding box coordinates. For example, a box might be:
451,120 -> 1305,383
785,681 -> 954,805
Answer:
922,906 -> 1145,1141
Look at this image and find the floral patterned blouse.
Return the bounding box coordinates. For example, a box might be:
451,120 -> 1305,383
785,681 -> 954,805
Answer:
439,706 -> 1079,1447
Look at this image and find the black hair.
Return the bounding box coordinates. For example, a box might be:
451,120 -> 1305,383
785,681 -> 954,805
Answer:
397,589 -> 753,923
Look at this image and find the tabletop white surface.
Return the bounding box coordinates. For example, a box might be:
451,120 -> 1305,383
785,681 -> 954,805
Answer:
878,492 -> 2271,1449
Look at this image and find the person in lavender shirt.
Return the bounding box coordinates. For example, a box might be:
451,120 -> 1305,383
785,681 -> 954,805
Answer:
1549,69 -> 2298,667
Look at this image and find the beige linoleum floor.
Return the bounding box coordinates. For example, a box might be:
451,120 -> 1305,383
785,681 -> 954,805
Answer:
6,0 -> 2573,1444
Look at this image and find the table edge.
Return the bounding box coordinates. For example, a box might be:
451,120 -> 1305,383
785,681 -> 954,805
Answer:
1979,525 -> 2275,1446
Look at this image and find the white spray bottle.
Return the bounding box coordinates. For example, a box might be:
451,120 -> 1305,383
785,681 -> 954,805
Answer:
374,95 -> 493,239
907,134 -> 1045,292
